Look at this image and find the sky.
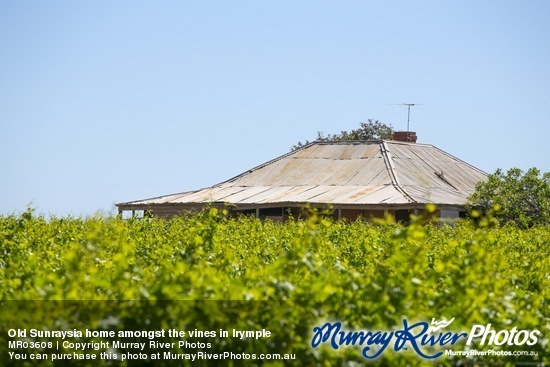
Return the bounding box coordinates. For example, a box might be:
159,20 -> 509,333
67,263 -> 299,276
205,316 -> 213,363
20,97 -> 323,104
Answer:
1,1 -> 549,217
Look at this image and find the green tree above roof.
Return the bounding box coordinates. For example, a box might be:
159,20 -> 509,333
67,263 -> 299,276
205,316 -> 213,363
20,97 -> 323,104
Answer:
292,119 -> 394,151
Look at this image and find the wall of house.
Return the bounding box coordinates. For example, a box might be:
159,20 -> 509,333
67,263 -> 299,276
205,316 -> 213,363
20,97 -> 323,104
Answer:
119,204 -> 466,225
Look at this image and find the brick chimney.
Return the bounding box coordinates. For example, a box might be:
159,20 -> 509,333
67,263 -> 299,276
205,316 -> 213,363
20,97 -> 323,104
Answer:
392,131 -> 417,143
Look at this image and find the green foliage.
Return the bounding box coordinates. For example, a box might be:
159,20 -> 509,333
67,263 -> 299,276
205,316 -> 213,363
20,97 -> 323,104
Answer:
292,119 -> 393,150
0,210 -> 548,366
468,167 -> 550,228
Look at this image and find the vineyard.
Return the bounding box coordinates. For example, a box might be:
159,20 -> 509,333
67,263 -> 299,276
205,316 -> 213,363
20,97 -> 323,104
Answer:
1,208 -> 548,366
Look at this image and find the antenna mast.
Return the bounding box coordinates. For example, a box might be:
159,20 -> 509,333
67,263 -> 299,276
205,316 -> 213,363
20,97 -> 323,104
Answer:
401,103 -> 420,142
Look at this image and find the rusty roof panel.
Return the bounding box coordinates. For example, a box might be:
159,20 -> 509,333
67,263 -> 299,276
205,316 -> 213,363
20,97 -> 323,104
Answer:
171,187 -> 245,203
215,185 -> 273,202
309,185 -> 398,204
337,185 -> 389,203
291,143 -> 376,159
296,160 -> 349,185
357,185 -> 410,204
249,186 -> 316,203
229,159 -> 291,186
256,185 -> 319,202
403,185 -> 470,205
346,157 -> 390,186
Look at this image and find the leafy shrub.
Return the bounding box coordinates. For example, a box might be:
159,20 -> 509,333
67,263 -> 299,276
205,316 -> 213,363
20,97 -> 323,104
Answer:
468,167 -> 550,228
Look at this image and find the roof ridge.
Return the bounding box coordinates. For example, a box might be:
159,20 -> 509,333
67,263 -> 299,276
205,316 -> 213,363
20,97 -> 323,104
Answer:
380,141 -> 416,204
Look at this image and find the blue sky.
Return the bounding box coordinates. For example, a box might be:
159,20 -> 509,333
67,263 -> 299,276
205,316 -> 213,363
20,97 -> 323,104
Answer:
1,1 -> 549,216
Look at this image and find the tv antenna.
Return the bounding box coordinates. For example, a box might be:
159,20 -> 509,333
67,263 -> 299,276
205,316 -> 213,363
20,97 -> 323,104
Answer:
391,103 -> 424,141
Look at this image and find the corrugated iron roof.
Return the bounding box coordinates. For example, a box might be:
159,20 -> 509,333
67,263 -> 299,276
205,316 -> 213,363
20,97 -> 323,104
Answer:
117,141 -> 487,208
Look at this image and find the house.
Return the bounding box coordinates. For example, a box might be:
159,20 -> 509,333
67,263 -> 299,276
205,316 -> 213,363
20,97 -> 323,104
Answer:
116,132 -> 487,221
